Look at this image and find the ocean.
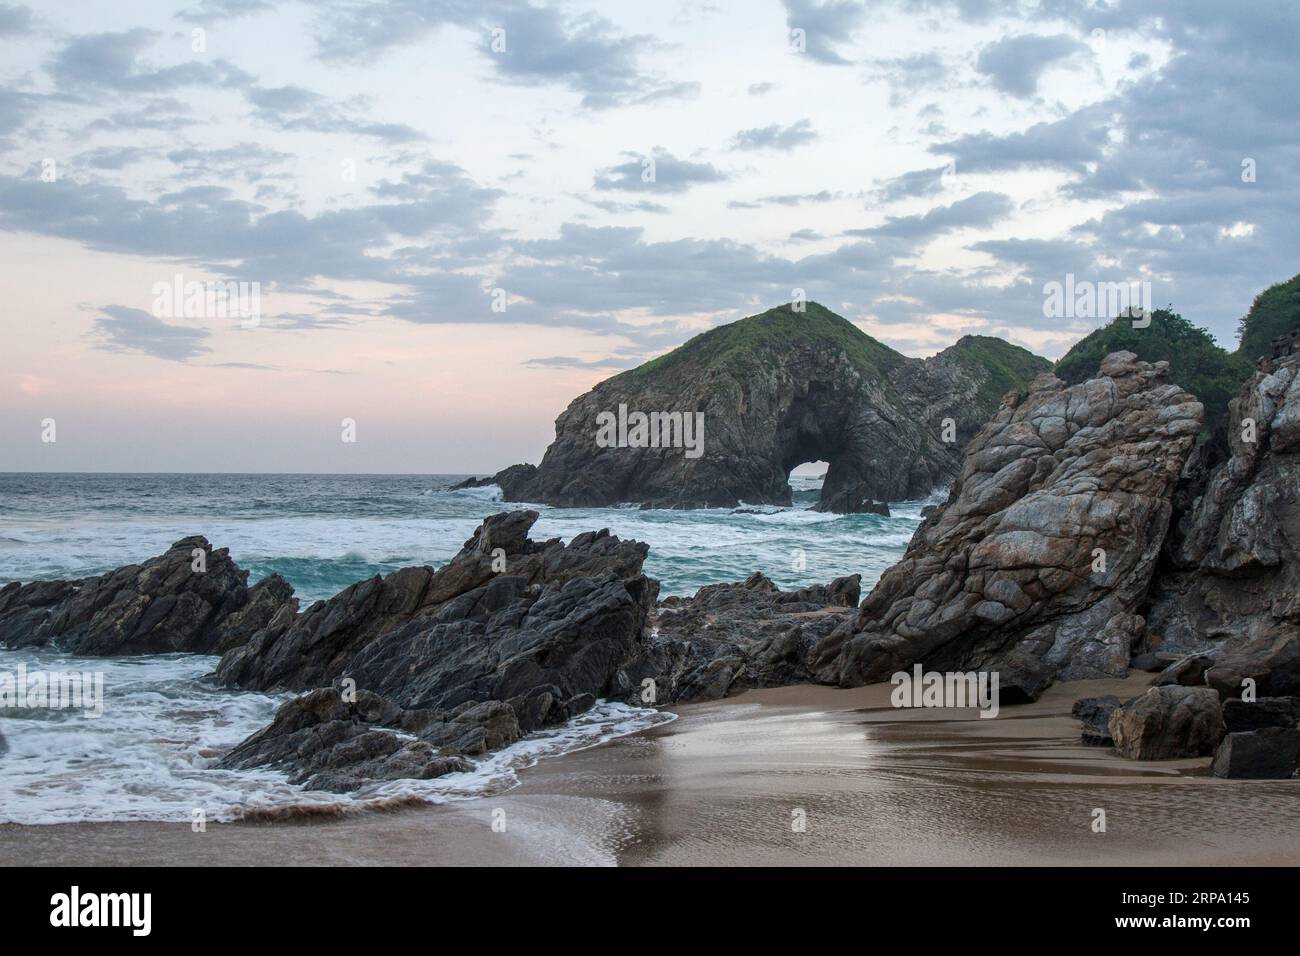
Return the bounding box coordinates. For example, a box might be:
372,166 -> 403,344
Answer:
0,473 -> 933,824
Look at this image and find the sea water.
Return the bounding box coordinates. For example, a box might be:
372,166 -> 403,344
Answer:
0,473 -> 933,823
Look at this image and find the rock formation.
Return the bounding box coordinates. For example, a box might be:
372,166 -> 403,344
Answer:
0,536 -> 294,656
207,514 -> 860,789
808,352 -> 1204,700
474,303 -> 1049,509
1107,685 -> 1225,759
1144,351 -> 1300,698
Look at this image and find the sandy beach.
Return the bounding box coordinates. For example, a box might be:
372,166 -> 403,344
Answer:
4,673 -> 1297,866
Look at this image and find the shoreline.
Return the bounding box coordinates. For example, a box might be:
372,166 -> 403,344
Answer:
4,673 -> 1297,866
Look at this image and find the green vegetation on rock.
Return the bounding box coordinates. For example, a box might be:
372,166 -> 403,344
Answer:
1236,272 -> 1300,360
613,302 -> 906,386
1055,309 -> 1253,429
942,334 -> 1053,411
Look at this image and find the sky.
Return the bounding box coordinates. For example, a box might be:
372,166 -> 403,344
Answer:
1,0 -> 1296,473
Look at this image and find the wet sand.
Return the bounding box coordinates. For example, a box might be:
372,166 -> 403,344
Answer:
4,673 -> 1298,866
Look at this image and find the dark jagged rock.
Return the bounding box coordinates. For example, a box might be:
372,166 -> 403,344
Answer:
1151,654 -> 1214,687
1072,695 -> 1123,746
807,352 -> 1204,699
217,688 -> 472,792
0,537 -> 295,656
215,510 -> 654,707
1130,652 -> 1180,673
810,482 -> 890,515
1108,686 -> 1225,759
618,572 -> 861,704
481,303 -> 1049,510
1222,697 -> 1299,733
1210,728 -> 1300,779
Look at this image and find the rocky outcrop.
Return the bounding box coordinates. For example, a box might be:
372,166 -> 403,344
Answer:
621,572 -> 860,703
217,688 -> 473,792
0,536 -> 295,656
1211,728 -> 1300,779
808,352 -> 1204,699
212,515 -> 859,791
1143,352 -> 1300,690
480,303 -> 1049,509
215,510 -> 655,702
810,482 -> 890,515
1108,685 -> 1225,759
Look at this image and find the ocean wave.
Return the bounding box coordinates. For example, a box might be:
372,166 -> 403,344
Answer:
0,647 -> 670,825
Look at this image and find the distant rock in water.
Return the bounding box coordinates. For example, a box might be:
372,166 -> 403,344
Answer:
0,536 -> 295,656
808,351 -> 1205,701
482,302 -> 1049,509
810,482 -> 890,515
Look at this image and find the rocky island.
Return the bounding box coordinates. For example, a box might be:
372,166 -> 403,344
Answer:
463,302 -> 1050,510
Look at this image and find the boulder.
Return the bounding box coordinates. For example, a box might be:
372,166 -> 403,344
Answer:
811,483 -> 891,515
1221,697 -> 1299,733
1072,695 -> 1122,746
620,572 -> 861,704
217,687 -> 473,792
1108,685 -> 1225,759
1151,654 -> 1214,687
0,537 -> 295,656
1210,728 -> 1300,779
808,352 -> 1204,697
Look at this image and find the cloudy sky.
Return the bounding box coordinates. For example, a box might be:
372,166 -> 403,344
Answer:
2,0 -> 1296,472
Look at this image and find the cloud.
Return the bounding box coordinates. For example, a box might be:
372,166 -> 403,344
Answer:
48,29 -> 253,93
849,191 -> 1014,241
76,146 -> 154,170
0,3 -> 32,35
929,106 -> 1112,174
782,0 -> 867,65
730,118 -> 818,151
245,84 -> 427,143
870,165 -> 949,203
974,33 -> 1087,98
87,305 -> 212,361
747,81 -> 775,95
592,148 -> 728,194
523,355 -> 637,370
727,189 -> 838,209
312,0 -> 695,109
176,0 -> 274,23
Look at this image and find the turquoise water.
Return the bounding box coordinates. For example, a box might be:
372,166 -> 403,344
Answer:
0,473 -> 935,601
0,472 -> 935,823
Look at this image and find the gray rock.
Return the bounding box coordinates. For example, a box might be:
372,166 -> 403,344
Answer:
0,537 -> 295,656
1211,728 -> 1300,779
1151,654 -> 1214,687
217,688 -> 472,792
1147,354 -> 1300,682
1108,685 -> 1225,759
808,352 -> 1203,698
811,483 -> 891,515
484,304 -> 1050,510
1072,695 -> 1122,746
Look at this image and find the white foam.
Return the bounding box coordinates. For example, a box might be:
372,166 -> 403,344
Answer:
0,647 -> 672,825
